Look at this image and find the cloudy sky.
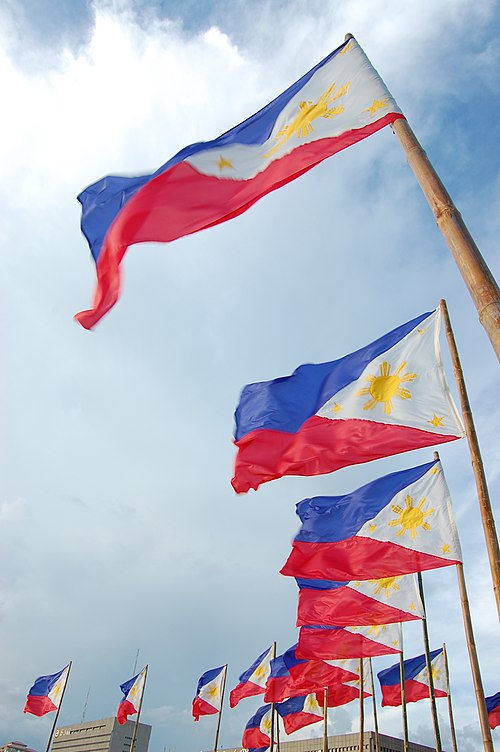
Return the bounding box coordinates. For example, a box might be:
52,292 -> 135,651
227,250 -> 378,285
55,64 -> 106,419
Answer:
1,1 -> 499,751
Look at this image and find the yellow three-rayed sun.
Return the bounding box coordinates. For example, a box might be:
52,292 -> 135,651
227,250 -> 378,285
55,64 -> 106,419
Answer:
370,576 -> 401,599
356,360 -> 417,415
389,495 -> 435,540
207,684 -> 219,698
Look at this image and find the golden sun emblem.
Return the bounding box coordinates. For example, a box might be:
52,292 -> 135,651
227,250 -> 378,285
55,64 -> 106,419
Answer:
264,81 -> 350,158
389,495 -> 434,540
207,684 -> 219,698
262,716 -> 272,733
370,576 -> 401,599
254,665 -> 266,679
357,360 -> 417,415
367,624 -> 387,637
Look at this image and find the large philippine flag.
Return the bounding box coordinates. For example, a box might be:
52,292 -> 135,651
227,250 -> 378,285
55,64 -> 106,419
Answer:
230,645 -> 273,708
24,664 -> 70,717
296,573 -> 423,627
377,648 -> 447,706
297,623 -> 402,660
486,692 -> 500,730
242,704 -> 273,750
117,667 -> 147,724
76,36 -> 402,329
276,693 -> 324,734
232,309 -> 464,493
282,645 -> 360,688
192,665 -> 226,721
280,458 -> 462,582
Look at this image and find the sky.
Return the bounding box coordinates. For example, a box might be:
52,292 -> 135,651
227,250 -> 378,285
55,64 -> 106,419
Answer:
0,1 -> 499,751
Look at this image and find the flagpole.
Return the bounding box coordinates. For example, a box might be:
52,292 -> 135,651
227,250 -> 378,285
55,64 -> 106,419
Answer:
439,299 -> 500,619
45,661 -> 72,752
368,659 -> 380,752
454,563 -> 494,752
385,108 -> 500,359
213,665 -> 227,752
442,644 -> 458,752
417,572 -> 442,752
322,686 -> 329,752
130,665 -> 148,752
399,643 -> 409,752
359,659 -> 364,752
270,642 -> 276,752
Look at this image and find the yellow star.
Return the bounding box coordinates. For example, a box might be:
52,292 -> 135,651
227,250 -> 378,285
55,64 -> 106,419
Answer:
409,602 -> 416,611
218,155 -> 234,171
368,523 -> 377,533
441,544 -> 451,554
431,466 -> 440,475
365,98 -> 389,115
330,402 -> 343,413
392,640 -> 399,647
428,415 -> 444,428
417,328 -> 427,335
354,581 -> 361,587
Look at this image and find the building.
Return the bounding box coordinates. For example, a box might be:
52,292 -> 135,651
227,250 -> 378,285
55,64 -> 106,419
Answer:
0,744 -> 39,752
50,717 -> 151,752
220,731 -> 440,752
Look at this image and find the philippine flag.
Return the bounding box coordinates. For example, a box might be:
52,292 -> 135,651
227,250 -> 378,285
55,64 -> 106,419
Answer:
486,692 -> 500,730
296,573 -> 423,627
378,648 -> 447,706
192,665 -> 226,721
276,694 -> 323,734
297,623 -> 402,660
280,459 -> 462,582
242,704 -> 273,750
117,667 -> 147,724
232,309 -> 464,493
76,36 -> 402,329
230,645 -> 273,708
282,645 -> 360,688
24,664 -> 70,717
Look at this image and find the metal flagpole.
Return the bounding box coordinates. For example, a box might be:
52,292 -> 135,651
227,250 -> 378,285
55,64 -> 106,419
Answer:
359,659 -> 364,752
439,299 -> 500,620
213,665 -> 227,752
322,686 -> 329,752
130,665 -> 148,752
368,659 -> 380,752
399,640 -> 409,752
45,661 -> 72,752
417,572 -> 442,752
442,643 -> 459,752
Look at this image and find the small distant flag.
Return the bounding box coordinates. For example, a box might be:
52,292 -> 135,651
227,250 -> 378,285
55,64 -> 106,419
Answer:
281,459 -> 461,582
486,692 -> 500,730
242,704 -> 273,750
192,665 -> 226,721
296,573 -> 423,627
297,623 -> 402,660
24,664 -> 70,717
230,645 -> 273,708
76,36 -> 403,329
232,309 -> 464,493
276,693 -> 323,734
117,666 -> 147,724
377,649 -> 446,706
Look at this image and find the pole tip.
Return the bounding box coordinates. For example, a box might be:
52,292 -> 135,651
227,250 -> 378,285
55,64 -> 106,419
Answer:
344,33 -> 355,41
434,451 -> 440,460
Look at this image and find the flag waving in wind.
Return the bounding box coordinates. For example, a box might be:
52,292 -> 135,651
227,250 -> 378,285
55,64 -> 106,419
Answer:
192,665 -> 226,721
281,459 -> 461,582
232,309 -> 464,493
117,666 -> 147,724
24,664 -> 70,717
297,623 -> 402,660
230,645 -> 273,708
76,36 -> 402,328
242,704 -> 273,750
378,649 -> 447,706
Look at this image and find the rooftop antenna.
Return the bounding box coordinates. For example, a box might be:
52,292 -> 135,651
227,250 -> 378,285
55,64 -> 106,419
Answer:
81,686 -> 91,723
133,648 -> 140,675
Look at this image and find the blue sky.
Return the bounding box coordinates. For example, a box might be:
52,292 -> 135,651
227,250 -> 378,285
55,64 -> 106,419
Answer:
1,1 -> 499,751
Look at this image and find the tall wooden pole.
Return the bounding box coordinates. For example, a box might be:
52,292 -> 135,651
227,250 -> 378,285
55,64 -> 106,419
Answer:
130,665 -> 148,752
399,647 -> 409,752
368,659 -> 380,752
389,117 -> 500,360
417,572 -> 442,752
359,659 -> 365,752
322,686 -> 329,752
439,300 -> 500,619
442,643 -> 459,752
270,642 -> 277,752
455,564 -> 494,751
213,665 -> 227,752
45,662 -> 72,752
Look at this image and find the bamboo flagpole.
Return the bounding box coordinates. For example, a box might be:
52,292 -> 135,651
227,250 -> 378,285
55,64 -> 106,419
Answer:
399,642 -> 409,752
417,572 -> 442,752
130,665 -> 148,752
358,659 -> 365,752
368,659 -> 380,752
213,665 -> 227,752
442,643 -> 459,752
45,661 -> 72,752
322,686 -> 329,752
439,299 -> 500,619
270,642 -> 277,752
